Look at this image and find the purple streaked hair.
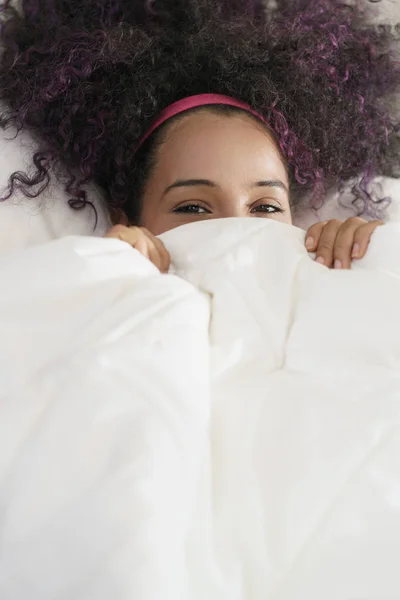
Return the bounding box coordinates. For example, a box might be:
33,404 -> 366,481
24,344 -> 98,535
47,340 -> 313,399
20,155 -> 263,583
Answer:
0,0 -> 399,222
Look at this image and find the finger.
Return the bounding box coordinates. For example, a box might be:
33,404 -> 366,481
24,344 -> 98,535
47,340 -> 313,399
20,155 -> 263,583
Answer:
105,225 -> 146,253
332,217 -> 367,269
140,228 -> 170,273
304,221 -> 327,251
352,220 -> 384,259
141,229 -> 168,271
146,239 -> 166,271
132,230 -> 151,259
153,237 -> 171,273
314,219 -> 342,267
105,226 -> 159,269
105,224 -> 131,241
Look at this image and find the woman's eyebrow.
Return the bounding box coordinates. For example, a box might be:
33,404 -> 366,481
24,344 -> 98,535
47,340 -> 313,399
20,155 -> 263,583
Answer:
163,179 -> 217,196
163,178 -> 288,196
253,180 -> 288,192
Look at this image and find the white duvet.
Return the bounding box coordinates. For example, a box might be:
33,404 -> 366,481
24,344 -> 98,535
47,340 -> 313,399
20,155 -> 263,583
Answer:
0,218 -> 400,600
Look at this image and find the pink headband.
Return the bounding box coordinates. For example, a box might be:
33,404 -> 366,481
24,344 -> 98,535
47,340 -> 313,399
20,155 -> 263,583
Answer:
136,93 -> 269,151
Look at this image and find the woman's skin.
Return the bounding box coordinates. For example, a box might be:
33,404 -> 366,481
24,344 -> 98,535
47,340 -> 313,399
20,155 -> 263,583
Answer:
106,111 -> 383,272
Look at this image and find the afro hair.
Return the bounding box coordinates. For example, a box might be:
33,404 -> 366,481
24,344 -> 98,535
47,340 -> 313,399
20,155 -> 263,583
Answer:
0,0 -> 399,221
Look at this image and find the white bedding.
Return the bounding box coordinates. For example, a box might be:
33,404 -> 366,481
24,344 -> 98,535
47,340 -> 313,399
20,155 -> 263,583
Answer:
0,218 -> 400,600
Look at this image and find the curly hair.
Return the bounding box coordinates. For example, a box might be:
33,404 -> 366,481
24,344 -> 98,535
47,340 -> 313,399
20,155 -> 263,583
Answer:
0,0 -> 399,222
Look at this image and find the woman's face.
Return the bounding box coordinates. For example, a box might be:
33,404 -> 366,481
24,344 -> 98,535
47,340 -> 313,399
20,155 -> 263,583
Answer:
140,110 -> 292,235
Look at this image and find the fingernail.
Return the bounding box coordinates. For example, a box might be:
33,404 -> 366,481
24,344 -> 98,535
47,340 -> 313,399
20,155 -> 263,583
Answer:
305,236 -> 314,250
316,256 -> 325,265
334,259 -> 342,269
352,242 -> 360,258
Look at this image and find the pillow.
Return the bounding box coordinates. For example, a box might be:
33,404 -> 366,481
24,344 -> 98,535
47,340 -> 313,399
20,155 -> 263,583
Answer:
293,176 -> 400,230
0,125 -> 110,257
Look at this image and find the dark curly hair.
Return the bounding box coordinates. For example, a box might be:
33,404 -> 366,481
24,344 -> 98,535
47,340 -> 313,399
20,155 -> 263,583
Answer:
0,0 -> 399,223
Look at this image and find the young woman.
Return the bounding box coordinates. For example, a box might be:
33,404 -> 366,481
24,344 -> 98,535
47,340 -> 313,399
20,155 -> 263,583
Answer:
0,0 -> 398,271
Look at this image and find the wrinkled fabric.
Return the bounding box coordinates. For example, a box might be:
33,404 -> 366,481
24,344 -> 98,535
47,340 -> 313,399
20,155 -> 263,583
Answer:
0,218 -> 399,600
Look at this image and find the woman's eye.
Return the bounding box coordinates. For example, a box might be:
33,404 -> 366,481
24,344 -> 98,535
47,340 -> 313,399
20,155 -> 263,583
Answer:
173,203 -> 211,214
251,203 -> 283,214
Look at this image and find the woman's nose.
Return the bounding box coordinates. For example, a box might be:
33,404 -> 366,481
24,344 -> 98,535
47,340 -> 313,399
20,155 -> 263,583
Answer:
218,198 -> 247,218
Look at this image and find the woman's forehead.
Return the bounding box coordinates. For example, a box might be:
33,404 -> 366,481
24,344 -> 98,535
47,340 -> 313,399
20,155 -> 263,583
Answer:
155,110 -> 289,185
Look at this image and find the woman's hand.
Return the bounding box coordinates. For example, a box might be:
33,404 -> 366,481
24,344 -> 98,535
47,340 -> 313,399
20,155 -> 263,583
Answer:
305,217 -> 384,269
105,225 -> 171,273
